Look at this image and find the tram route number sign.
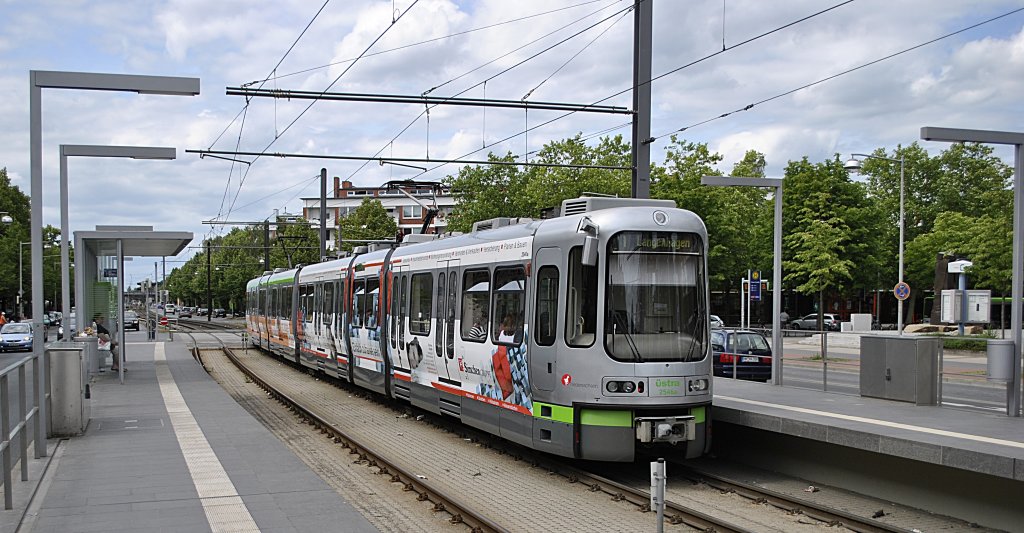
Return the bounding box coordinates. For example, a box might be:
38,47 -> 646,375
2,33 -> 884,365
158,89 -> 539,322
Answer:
893,281 -> 911,301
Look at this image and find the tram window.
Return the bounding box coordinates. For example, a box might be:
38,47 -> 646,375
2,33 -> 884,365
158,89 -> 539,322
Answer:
535,266 -> 559,346
493,266 -> 526,345
366,278 -> 380,329
400,274 -> 409,341
566,246 -> 598,347
352,280 -> 365,327
446,271 -> 456,357
409,273 -> 432,335
323,282 -> 333,325
284,286 -> 294,320
390,274 -> 398,348
435,273 -> 446,350
460,270 -> 490,342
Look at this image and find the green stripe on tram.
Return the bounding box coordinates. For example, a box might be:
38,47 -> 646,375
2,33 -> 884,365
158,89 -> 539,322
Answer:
580,409 -> 632,427
533,402 -> 573,424
691,406 -> 705,424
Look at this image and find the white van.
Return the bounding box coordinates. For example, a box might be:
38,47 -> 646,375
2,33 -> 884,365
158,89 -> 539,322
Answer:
165,304 -> 177,315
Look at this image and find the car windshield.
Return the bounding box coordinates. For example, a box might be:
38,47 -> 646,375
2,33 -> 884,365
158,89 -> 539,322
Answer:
733,332 -> 771,353
2,324 -> 31,334
125,312 -> 138,320
604,231 -> 707,363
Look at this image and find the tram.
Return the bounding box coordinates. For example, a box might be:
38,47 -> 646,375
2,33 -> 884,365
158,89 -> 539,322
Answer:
247,196 -> 712,461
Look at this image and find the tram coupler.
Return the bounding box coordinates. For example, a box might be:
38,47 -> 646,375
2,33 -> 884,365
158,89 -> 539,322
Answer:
635,416 -> 695,444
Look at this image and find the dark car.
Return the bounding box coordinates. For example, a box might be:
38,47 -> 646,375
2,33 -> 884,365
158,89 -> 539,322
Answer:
0,323 -> 34,352
213,308 -> 227,318
178,307 -> 193,318
789,313 -> 840,331
124,311 -> 140,331
711,329 -> 772,382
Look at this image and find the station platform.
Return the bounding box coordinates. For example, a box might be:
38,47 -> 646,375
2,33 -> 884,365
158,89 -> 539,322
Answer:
711,377 -> 1024,530
8,335 -> 378,533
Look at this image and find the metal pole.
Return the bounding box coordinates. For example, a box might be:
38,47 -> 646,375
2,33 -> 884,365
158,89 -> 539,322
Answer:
320,167 -> 328,262
59,149 -> 71,326
651,458 -> 665,533
1012,143 -> 1023,416
747,269 -> 752,329
898,157 -> 905,335
117,239 -> 124,384
630,0 -> 652,199
207,240 -> 212,322
772,185 -> 783,385
29,73 -> 47,458
154,262 -> 159,341
264,221 -> 271,270
739,276 -> 744,331
18,243 -> 25,319
958,272 -> 967,336
162,256 -> 166,307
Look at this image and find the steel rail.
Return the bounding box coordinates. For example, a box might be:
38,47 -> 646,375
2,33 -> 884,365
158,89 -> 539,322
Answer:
670,463 -> 913,533
219,346 -> 508,533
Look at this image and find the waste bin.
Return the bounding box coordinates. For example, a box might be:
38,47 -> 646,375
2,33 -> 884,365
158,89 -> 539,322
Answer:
987,339 -> 1014,382
74,335 -> 100,375
48,342 -> 90,437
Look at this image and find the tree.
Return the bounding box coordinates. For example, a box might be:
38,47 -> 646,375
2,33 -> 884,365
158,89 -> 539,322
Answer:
782,156 -> 879,325
338,198 -> 398,252
654,139 -> 771,293
0,167 -> 31,312
443,153 -> 533,233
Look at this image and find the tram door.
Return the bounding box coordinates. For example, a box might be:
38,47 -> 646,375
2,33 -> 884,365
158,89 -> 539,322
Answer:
435,260 -> 462,386
530,248 -> 560,391
390,265 -> 411,372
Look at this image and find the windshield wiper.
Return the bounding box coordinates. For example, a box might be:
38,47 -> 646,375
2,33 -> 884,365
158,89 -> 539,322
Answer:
610,311 -> 641,361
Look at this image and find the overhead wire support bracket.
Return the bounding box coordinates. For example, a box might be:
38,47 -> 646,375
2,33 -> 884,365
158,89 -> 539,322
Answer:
200,153 -> 252,166
187,149 -> 632,171
225,87 -> 633,115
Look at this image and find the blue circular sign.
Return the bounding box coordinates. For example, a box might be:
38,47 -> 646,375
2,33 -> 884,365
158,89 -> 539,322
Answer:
893,281 -> 911,301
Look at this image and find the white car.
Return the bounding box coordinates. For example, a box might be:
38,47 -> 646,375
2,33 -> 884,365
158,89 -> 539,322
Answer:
710,315 -> 724,329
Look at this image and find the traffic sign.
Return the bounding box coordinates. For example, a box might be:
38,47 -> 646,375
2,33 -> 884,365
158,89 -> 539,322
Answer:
750,271 -> 761,301
893,281 -> 911,301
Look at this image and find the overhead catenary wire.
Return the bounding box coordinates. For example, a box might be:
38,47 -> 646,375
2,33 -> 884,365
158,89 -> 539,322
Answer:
404,0 -> 857,179
252,0 -> 618,85
220,0 -> 423,223
648,5 -> 1024,142
338,1 -> 630,186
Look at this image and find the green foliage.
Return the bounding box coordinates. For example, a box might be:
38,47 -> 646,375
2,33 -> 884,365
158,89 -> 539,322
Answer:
338,198 -> 398,252
782,156 -> 877,297
0,168 -> 31,311
443,135 -> 632,233
654,138 -> 774,291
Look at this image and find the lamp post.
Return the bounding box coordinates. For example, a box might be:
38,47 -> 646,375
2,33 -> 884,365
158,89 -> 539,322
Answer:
18,241 -> 31,319
59,145 -> 176,323
701,176 -> 784,385
29,70 -> 198,454
844,153 -> 906,335
920,127 -> 1024,417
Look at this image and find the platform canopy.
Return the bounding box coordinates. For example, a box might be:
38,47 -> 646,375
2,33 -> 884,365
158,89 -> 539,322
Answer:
73,226 -> 193,383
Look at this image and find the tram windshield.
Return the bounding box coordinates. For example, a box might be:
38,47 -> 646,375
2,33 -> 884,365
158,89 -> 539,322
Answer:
605,231 -> 707,362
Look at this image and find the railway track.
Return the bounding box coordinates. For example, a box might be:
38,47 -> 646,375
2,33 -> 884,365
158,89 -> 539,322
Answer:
181,330 -> 936,532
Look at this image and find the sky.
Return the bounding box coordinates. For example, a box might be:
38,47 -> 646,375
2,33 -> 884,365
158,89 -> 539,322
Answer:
0,0 -> 1022,287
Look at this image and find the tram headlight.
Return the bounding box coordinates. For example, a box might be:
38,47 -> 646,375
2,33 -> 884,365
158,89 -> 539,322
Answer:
688,378 -> 709,393
622,381 -> 636,393
606,381 -> 620,393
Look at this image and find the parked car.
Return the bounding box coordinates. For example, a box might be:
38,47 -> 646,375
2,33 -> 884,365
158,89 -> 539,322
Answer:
789,313 -> 840,331
124,311 -> 140,331
58,312 -> 77,340
213,308 -> 227,318
178,307 -> 193,318
0,323 -> 34,352
709,315 -> 724,329
711,329 -> 772,382
197,307 -> 209,316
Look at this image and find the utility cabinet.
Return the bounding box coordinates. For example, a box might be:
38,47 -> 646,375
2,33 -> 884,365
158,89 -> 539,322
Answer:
860,336 -> 940,405
48,342 -> 90,437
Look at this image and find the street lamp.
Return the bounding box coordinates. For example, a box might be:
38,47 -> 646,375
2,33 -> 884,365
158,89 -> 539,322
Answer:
844,152 -> 906,335
0,211 -> 12,225
920,127 -> 1024,417
59,145 -> 176,322
701,176 -> 785,385
29,71 -> 198,455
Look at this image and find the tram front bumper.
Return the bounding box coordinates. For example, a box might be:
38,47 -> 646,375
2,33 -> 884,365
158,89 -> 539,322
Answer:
635,416 -> 696,444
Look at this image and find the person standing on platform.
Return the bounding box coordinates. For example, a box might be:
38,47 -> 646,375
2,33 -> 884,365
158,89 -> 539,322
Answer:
95,315 -> 121,371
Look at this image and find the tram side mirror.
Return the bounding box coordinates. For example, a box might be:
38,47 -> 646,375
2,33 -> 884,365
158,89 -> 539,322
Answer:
582,235 -> 599,266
